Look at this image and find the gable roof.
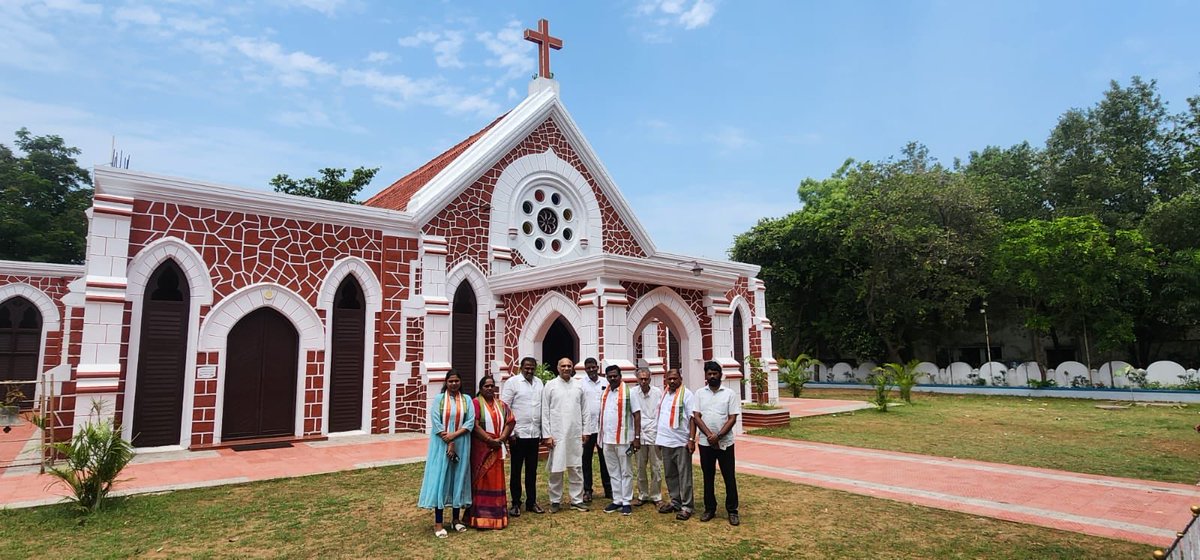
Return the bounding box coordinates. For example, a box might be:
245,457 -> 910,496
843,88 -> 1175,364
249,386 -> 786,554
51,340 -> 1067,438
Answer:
365,87 -> 659,257
364,113 -> 507,211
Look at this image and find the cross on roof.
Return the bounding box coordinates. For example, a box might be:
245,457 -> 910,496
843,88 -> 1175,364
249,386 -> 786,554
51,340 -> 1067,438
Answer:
524,18 -> 563,80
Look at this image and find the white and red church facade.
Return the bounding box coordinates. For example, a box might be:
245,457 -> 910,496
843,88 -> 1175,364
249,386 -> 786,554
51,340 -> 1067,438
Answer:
0,26 -> 775,451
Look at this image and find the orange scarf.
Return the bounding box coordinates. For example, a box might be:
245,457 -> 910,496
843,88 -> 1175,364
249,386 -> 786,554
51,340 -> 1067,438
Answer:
660,387 -> 686,429
600,382 -> 634,443
441,392 -> 468,432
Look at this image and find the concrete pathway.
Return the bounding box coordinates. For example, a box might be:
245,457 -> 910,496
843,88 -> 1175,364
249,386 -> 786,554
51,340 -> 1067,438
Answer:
776,396 -> 877,417
2,404 -> 1196,547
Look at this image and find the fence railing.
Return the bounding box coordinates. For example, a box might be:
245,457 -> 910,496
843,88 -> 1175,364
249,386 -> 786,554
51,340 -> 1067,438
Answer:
1154,505 -> 1199,560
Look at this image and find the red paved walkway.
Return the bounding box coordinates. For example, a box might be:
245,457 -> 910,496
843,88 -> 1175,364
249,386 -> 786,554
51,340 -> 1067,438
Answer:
2,407 -> 1197,547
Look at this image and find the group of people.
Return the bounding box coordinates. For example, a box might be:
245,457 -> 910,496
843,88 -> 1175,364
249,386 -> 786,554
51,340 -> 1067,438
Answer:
416,356 -> 742,538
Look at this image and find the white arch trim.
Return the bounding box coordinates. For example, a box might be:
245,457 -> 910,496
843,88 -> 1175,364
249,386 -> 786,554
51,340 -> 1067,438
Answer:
199,283 -> 324,351
317,257 -> 383,311
518,290 -> 585,362
0,283 -> 61,331
318,257 -> 384,436
121,237 -> 212,448
126,236 -> 214,306
729,295 -> 753,375
446,259 -> 495,311
0,283 -> 59,406
626,287 -> 704,387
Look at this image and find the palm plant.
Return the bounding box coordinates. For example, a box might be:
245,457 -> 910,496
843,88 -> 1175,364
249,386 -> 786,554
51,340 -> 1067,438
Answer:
779,353 -> 820,398
867,367 -> 896,412
879,359 -> 921,404
46,416 -> 134,514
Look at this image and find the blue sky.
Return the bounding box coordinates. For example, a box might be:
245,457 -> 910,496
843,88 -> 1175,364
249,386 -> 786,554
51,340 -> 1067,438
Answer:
2,1 -> 1199,260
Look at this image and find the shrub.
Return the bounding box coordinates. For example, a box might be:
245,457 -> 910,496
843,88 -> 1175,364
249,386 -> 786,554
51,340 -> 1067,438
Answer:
748,356 -> 769,403
867,368 -> 895,412
533,362 -> 555,383
879,359 -> 920,404
46,417 -> 134,514
779,353 -> 818,398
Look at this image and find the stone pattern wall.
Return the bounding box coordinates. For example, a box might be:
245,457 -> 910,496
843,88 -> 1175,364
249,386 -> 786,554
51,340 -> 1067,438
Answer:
126,200 -> 419,443
0,273 -> 77,443
500,283 -> 585,368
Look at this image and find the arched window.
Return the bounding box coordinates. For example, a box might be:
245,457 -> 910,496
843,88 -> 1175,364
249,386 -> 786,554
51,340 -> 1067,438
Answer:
0,297 -> 41,409
451,282 -> 478,396
328,277 -> 366,432
131,260 -> 190,446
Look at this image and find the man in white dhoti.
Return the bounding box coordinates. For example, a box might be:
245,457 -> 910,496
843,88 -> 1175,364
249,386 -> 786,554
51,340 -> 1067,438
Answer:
630,366 -> 664,507
599,364 -> 641,515
541,357 -> 589,512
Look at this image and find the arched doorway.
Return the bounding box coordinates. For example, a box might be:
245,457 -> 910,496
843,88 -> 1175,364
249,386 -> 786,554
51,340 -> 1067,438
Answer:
0,297 -> 40,409
222,307 -> 298,441
328,277 -> 365,433
733,309 -> 746,399
131,261 -> 190,446
667,329 -> 682,371
451,282 -> 478,396
541,316 -> 578,369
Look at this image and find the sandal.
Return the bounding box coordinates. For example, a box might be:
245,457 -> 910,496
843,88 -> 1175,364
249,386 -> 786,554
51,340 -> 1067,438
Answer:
434,528 -> 448,539
453,522 -> 468,533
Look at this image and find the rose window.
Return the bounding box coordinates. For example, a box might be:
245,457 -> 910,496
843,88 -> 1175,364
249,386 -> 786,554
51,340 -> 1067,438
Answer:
518,185 -> 578,256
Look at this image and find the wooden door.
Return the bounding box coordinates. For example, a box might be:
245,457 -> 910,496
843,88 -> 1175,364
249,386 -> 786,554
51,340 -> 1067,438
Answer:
328,278 -> 365,432
0,297 -> 40,409
450,283 -> 477,396
131,262 -> 190,446
222,307 -> 298,441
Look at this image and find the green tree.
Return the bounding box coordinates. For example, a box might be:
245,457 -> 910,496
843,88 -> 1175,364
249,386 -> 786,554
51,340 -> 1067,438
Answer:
992,216 -> 1152,373
0,128 -> 92,263
270,166 -> 379,203
962,142 -> 1048,221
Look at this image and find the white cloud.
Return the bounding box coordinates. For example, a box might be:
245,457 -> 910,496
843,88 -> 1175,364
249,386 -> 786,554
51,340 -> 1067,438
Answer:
0,9 -> 65,72
397,29 -> 465,69
273,107 -> 332,128
705,125 -> 752,152
230,36 -> 337,87
283,0 -> 346,17
342,68 -> 500,117
166,16 -> 223,35
477,20 -> 533,79
113,5 -> 163,27
634,0 -> 717,39
40,0 -> 103,16
364,51 -> 390,63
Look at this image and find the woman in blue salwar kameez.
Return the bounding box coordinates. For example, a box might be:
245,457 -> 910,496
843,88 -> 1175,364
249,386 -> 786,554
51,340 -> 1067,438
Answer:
417,370 -> 475,538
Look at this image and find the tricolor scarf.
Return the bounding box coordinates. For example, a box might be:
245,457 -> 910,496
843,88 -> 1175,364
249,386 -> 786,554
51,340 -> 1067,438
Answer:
441,392 -> 469,432
477,396 -> 508,438
600,382 -> 634,444
660,387 -> 687,429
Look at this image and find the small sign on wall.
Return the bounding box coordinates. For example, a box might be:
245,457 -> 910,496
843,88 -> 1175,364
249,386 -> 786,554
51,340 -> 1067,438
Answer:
197,366 -> 217,380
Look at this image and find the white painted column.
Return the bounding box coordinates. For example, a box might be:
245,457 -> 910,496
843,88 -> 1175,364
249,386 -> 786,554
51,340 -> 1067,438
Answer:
704,291 -> 740,381
74,195 -> 134,429
753,279 -> 779,404
417,235 -> 451,433
576,281 -> 601,368
490,305 -> 508,378
589,278 -> 635,374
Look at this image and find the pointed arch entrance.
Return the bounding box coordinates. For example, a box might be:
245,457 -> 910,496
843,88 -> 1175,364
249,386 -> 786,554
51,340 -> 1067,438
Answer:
732,308 -> 746,399
626,287 -> 705,388
542,316 -> 578,368
222,308 -> 299,441
328,277 -> 366,433
0,296 -> 41,409
131,261 -> 190,446
451,282 -> 478,396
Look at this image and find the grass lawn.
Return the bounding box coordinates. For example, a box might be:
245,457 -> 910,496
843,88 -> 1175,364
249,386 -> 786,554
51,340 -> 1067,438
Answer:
761,388 -> 1200,484
0,461 -> 1151,559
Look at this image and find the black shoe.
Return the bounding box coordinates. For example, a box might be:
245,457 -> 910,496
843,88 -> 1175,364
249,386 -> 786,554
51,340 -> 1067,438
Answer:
582,491 -> 593,503
528,503 -> 546,514
729,513 -> 740,526
549,503 -> 561,513
700,511 -> 716,522
603,502 -> 622,514
508,505 -> 521,517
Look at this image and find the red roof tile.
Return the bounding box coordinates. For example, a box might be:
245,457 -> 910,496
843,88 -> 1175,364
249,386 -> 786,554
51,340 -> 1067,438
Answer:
363,113 -> 508,211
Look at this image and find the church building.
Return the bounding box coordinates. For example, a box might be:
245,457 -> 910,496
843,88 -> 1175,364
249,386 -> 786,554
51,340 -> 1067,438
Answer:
0,20 -> 775,451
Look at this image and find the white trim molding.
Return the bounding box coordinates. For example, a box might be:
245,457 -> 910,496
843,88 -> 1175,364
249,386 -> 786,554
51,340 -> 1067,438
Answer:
198,283 -> 324,351
626,286 -> 704,388
518,290 -> 587,364
318,257 -> 384,436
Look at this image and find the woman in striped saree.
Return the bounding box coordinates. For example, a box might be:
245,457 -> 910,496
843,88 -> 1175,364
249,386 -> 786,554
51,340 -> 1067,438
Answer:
465,375 -> 515,530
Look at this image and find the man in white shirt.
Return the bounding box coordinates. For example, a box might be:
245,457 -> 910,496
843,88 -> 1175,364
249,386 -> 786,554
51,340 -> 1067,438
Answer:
599,364 -> 641,515
655,368 -> 697,521
630,366 -> 664,507
693,360 -> 741,526
500,356 -> 545,516
579,357 -> 610,502
541,357 -> 589,513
